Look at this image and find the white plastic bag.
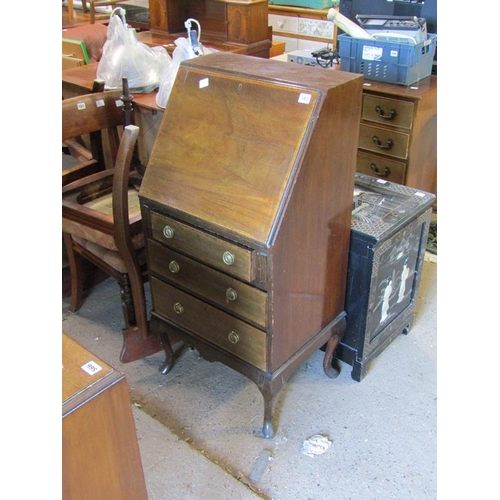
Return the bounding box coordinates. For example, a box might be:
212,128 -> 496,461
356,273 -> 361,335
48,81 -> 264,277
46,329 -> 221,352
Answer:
156,37 -> 213,109
97,8 -> 171,93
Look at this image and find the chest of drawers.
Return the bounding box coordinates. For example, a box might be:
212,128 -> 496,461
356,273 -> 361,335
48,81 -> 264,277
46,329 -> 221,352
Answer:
356,76 -> 437,203
139,52 -> 363,438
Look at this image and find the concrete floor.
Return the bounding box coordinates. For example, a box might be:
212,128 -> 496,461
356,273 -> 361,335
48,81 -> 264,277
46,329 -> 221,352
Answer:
62,256 -> 437,499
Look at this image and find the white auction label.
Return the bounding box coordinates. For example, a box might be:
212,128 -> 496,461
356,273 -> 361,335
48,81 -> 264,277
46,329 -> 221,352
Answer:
298,93 -> 312,104
81,361 -> 102,375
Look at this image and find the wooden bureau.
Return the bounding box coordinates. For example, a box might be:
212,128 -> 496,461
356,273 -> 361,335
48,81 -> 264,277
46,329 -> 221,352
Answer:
139,52 -> 363,438
356,76 -> 437,202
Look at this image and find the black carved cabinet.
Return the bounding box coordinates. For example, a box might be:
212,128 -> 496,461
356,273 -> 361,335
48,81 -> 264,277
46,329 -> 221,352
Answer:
335,173 -> 435,381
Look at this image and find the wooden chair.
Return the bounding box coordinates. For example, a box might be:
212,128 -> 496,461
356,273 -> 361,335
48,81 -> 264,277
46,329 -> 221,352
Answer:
62,90 -> 162,363
62,78 -> 135,185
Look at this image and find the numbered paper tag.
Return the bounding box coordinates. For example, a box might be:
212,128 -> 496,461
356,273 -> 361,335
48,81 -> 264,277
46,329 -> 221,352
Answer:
81,361 -> 102,376
298,93 -> 311,104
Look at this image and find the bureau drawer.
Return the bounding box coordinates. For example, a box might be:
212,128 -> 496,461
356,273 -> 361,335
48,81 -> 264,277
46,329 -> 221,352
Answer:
362,95 -> 414,130
150,212 -> 255,282
358,124 -> 410,160
356,151 -> 406,185
151,278 -> 267,371
148,239 -> 267,328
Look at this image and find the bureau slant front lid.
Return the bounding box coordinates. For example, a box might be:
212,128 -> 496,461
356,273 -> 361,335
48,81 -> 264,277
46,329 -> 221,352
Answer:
141,53 -> 353,246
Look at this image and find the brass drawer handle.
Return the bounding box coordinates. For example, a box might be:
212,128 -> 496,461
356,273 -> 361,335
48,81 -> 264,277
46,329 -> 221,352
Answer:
375,105 -> 397,120
370,163 -> 391,177
163,225 -> 175,239
226,287 -> 238,301
228,331 -> 239,344
168,260 -> 180,273
372,136 -> 394,150
173,302 -> 184,314
222,251 -> 235,266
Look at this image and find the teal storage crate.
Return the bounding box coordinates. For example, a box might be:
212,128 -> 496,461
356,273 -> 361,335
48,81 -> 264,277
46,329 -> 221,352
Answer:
268,0 -> 334,9
338,33 -> 437,86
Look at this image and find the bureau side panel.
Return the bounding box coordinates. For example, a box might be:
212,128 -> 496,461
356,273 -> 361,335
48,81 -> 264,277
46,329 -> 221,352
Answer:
269,75 -> 363,371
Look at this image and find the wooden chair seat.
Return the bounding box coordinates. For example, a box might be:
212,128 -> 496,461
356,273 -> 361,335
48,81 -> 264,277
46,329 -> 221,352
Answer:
62,183 -> 144,252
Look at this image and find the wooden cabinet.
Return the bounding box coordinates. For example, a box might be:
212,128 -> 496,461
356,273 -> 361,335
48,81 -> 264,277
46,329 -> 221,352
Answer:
146,0 -> 271,57
355,76 -> 437,201
335,174 -> 435,381
62,334 -> 147,500
140,52 -> 363,438
268,5 -> 337,53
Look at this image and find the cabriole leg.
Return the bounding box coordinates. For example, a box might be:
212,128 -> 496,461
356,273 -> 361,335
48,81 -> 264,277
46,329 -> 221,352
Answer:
323,316 -> 346,379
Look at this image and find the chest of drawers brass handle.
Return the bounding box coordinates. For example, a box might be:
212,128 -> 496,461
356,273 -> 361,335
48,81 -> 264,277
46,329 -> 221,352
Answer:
370,163 -> 391,177
228,331 -> 239,344
173,302 -> 184,314
226,287 -> 238,301
222,251 -> 235,266
375,105 -> 397,120
168,261 -> 180,273
372,136 -> 394,150
163,225 -> 175,239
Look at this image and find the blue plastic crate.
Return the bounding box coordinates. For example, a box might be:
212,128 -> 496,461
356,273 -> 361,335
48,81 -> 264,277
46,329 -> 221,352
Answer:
338,33 -> 437,86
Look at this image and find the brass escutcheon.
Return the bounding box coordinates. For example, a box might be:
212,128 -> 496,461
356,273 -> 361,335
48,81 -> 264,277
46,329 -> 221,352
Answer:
163,225 -> 175,239
173,302 -> 184,314
226,287 -> 238,301
228,331 -> 239,344
169,261 -> 180,273
222,251 -> 235,266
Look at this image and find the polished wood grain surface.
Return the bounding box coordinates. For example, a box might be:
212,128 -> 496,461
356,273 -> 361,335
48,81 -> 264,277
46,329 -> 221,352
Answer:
62,334 -> 148,500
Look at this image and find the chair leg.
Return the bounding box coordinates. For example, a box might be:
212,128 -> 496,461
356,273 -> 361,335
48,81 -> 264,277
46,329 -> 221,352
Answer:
118,250 -> 163,362
63,233 -> 84,313
120,326 -> 163,364
117,276 -> 137,329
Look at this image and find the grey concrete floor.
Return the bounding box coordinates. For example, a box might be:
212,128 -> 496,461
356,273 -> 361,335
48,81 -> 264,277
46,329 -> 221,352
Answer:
62,257 -> 437,500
